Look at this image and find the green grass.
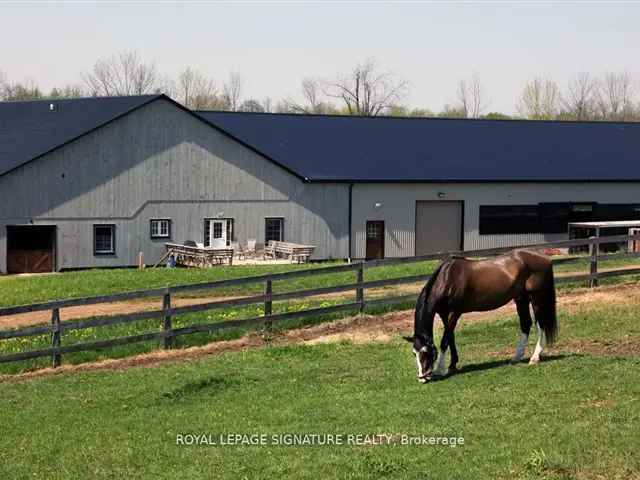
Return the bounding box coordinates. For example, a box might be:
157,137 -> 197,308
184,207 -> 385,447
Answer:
553,254 -> 640,274
0,263 -> 339,307
3,254 -> 640,375
0,260 -> 443,307
1,252 -> 638,308
0,260 -> 440,374
0,297 -> 420,375
0,298 -> 638,479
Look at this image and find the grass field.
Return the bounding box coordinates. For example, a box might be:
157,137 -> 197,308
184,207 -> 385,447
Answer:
0,260 -> 440,374
1,289 -> 638,479
2,254 -> 640,375
0,253 -> 638,308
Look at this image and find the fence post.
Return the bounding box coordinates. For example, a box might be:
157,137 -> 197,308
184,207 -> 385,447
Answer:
163,288 -> 173,349
589,236 -> 598,288
51,308 -> 61,368
264,276 -> 273,330
356,262 -> 364,314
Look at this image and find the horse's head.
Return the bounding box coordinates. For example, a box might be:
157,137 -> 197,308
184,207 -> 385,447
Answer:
404,334 -> 438,383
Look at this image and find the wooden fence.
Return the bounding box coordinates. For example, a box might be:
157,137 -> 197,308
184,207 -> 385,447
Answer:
2,233 -> 640,369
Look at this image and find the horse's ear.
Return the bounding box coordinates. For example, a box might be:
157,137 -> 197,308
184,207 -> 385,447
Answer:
402,335 -> 415,343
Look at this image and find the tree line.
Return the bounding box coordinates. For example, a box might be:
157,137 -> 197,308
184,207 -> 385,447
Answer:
2,51 -> 639,121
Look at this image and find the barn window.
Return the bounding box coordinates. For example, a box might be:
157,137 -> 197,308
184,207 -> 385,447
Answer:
150,219 -> 171,239
265,218 -> 284,243
539,203 -> 571,234
479,205 -> 540,235
594,204 -> 640,222
94,225 -> 115,255
481,202 -> 640,236
213,222 -> 223,239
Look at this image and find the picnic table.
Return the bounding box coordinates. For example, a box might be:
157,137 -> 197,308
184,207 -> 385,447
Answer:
158,243 -> 234,267
264,241 -> 315,263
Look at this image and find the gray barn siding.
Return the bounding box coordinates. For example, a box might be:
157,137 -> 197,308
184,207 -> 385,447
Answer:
0,99 -> 349,272
351,183 -> 640,258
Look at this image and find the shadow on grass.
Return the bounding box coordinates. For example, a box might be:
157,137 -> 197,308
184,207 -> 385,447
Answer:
159,375 -> 248,401
434,354 -> 573,381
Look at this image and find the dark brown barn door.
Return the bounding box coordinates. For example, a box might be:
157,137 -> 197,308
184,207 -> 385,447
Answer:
365,221 -> 385,260
6,226 -> 56,274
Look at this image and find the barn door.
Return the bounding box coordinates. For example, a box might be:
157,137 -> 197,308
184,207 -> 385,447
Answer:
365,221 -> 385,259
415,201 -> 463,256
6,225 -> 56,274
208,220 -> 227,248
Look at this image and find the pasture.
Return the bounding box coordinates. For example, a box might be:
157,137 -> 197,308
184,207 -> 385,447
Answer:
1,253 -> 640,375
1,285 -> 639,479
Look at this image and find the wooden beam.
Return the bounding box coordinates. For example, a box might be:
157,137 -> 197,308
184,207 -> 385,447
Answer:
51,308 -> 61,368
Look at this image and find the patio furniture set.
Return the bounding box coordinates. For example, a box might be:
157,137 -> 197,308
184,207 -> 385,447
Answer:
156,239 -> 315,268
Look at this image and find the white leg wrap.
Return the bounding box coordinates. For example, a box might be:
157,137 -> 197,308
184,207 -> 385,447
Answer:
529,323 -> 545,365
512,333 -> 528,362
435,348 -> 448,376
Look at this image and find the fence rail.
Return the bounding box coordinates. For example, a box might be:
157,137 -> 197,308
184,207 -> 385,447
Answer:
2,234 -> 640,368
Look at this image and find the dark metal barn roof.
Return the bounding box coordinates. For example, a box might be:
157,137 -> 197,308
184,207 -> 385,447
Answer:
3,94 -> 640,183
0,94 -> 161,177
198,110 -> 640,182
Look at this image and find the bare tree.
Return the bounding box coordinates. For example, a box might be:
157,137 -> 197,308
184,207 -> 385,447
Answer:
438,104 -> 467,118
560,73 -> 599,120
49,85 -> 85,99
174,67 -> 220,109
284,77 -> 338,114
596,72 -> 635,121
239,98 -> 265,113
260,97 -> 274,113
1,79 -> 43,101
387,105 -> 435,117
517,78 -> 560,120
300,78 -> 322,112
83,51 -> 160,96
456,74 -> 488,118
325,58 -> 408,116
0,70 -> 9,101
222,72 -> 243,111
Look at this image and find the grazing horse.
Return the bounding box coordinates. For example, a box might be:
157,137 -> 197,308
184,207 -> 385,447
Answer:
404,249 -> 557,383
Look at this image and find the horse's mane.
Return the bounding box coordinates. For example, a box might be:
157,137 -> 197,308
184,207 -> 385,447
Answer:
414,258 -> 454,337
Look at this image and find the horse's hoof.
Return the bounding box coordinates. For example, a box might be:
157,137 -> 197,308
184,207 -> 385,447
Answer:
528,356 -> 540,365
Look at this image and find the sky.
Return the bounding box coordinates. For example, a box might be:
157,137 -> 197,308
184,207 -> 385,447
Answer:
1,1 -> 639,114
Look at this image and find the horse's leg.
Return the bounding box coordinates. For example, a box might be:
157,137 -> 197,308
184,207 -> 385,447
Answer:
447,313 -> 461,373
433,309 -> 450,376
512,295 -> 532,363
529,293 -> 546,365
435,311 -> 460,376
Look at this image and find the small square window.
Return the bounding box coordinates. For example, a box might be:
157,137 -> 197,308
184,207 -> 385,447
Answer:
150,219 -> 171,239
94,225 -> 115,255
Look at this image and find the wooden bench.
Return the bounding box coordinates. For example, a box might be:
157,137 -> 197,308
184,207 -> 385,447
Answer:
161,243 -> 234,267
264,241 -> 315,263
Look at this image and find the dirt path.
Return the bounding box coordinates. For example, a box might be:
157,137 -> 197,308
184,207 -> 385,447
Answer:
0,295 -> 243,330
3,282 -> 639,383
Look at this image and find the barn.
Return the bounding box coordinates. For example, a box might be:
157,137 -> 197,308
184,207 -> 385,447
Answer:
2,93 -> 640,273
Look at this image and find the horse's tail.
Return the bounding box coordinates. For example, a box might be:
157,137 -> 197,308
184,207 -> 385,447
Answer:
414,259 -> 447,330
537,263 -> 558,345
